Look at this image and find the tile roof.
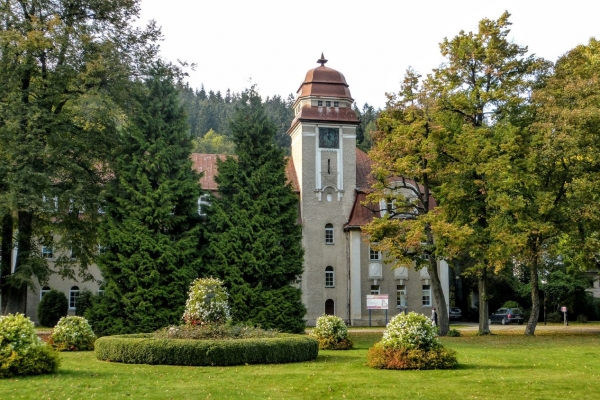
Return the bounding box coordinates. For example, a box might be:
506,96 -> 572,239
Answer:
190,153 -> 300,193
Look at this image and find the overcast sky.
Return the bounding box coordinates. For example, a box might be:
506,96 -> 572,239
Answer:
139,0 -> 599,109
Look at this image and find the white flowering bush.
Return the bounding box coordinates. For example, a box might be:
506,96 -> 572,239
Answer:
50,316 -> 96,351
0,313 -> 59,377
183,277 -> 231,326
381,312 -> 439,351
368,312 -> 457,370
0,313 -> 41,353
311,315 -> 353,350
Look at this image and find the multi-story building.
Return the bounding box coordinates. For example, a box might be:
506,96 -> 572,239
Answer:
22,56 -> 449,326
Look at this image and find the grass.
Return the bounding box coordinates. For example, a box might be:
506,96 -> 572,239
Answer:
1,331 -> 599,399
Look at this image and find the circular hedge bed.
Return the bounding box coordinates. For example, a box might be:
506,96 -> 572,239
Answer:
95,333 -> 318,366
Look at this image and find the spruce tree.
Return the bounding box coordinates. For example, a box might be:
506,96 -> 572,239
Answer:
205,89 -> 305,333
90,64 -> 203,335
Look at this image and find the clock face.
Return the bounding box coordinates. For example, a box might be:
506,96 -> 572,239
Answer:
319,128 -> 339,149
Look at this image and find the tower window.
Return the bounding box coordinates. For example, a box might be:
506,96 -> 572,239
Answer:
325,223 -> 334,244
328,159 -> 331,175
325,266 -> 334,287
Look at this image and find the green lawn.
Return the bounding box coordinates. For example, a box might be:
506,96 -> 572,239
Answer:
1,332 -> 599,399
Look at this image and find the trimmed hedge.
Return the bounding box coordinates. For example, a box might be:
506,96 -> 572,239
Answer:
95,334 -> 318,366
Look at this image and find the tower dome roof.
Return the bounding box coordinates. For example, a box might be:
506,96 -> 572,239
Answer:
296,54 -> 353,100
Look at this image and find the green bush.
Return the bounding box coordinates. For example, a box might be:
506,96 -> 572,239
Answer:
38,289 -> 68,327
75,289 -> 95,317
182,277 -> 230,326
367,342 -> 458,370
0,314 -> 60,378
367,311 -> 458,370
447,328 -> 461,337
546,311 -> 562,323
95,334 -> 318,366
502,300 -> 521,309
311,315 -> 353,350
381,312 -> 439,351
154,323 -> 278,340
50,316 -> 96,351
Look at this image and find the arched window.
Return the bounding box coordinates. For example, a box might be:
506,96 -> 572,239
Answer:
325,299 -> 335,315
69,286 -> 80,310
325,223 -> 334,244
325,266 -> 334,287
40,286 -> 51,300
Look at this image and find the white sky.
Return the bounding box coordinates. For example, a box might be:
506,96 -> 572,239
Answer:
139,0 -> 599,109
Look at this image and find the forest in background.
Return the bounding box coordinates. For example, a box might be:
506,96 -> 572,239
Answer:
177,83 -> 379,154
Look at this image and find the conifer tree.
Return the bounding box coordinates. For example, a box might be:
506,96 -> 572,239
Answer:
90,64 -> 203,335
204,89 -> 305,333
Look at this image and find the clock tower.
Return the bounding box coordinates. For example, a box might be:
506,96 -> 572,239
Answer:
288,55 -> 360,324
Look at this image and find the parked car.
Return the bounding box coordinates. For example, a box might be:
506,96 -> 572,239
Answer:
449,307 -> 462,320
489,308 -> 524,325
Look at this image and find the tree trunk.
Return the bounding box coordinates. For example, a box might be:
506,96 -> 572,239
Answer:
3,211 -> 34,315
478,269 -> 490,334
428,256 -> 448,336
525,255 -> 540,336
0,213 -> 14,314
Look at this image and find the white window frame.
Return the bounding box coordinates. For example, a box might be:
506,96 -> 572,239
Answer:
40,286 -> 51,300
41,246 -> 54,260
396,284 -> 406,307
69,286 -> 80,310
325,266 -> 334,288
198,195 -> 211,217
422,284 -> 432,307
370,285 -> 380,295
325,223 -> 334,244
369,246 -> 381,261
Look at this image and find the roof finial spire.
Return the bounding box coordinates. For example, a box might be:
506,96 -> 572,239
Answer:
317,53 -> 328,66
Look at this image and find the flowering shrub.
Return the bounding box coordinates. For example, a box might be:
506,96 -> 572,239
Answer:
182,277 -> 231,326
381,312 -> 439,351
49,316 -> 96,351
0,313 -> 41,353
311,315 -> 353,350
367,312 -> 457,370
0,313 -> 59,378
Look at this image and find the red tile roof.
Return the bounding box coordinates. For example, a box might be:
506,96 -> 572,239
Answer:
190,153 -> 300,193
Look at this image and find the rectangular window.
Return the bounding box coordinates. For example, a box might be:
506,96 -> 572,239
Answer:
396,285 -> 406,307
422,285 -> 432,307
369,247 -> 381,261
326,101 -> 331,107
370,285 -> 380,295
334,101 -> 339,107
325,269 -> 334,288
198,195 -> 211,217
325,225 -> 334,244
69,289 -> 79,310
41,246 -> 54,259
317,100 -> 323,106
